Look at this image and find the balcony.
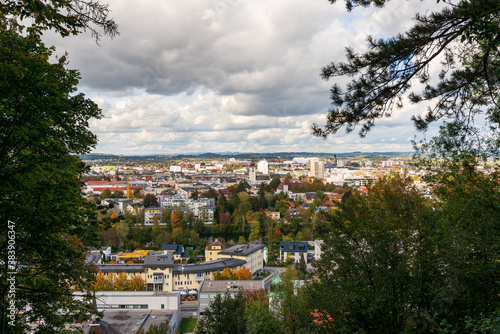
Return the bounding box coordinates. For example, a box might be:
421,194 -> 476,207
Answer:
194,274 -> 204,281
153,276 -> 163,284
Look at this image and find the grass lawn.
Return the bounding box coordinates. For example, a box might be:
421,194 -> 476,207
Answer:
179,318 -> 197,333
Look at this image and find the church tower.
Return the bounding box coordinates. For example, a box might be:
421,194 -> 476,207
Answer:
249,154 -> 257,183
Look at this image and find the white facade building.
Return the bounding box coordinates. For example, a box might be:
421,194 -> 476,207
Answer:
257,160 -> 269,174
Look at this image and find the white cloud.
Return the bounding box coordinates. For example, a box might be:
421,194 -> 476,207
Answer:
41,0 -> 445,154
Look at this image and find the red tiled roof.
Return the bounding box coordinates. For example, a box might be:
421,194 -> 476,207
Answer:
93,186 -> 144,192
321,200 -> 336,207
205,239 -> 229,250
87,181 -> 124,185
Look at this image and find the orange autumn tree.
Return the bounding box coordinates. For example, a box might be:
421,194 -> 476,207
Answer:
92,271 -> 108,291
92,271 -> 145,291
92,271 -> 114,291
170,210 -> 181,228
128,275 -> 146,291
213,270 -> 223,280
214,267 -> 253,280
220,267 -> 238,280
115,272 -> 130,291
237,266 -> 252,280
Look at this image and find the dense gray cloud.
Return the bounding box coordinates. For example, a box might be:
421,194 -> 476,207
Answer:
44,0 -> 445,154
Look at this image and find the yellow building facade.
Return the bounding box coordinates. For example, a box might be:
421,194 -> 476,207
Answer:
205,239 -> 228,262
98,251 -> 247,292
219,243 -> 266,275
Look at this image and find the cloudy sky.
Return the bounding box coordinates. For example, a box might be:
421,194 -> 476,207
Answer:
45,0 -> 445,155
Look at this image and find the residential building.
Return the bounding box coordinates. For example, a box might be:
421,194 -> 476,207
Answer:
144,207 -> 162,225
205,239 -> 229,262
304,192 -> 320,203
198,280 -> 264,316
265,211 -> 281,220
309,158 -> 325,179
279,241 -> 308,264
161,244 -> 190,263
97,252 -> 249,293
219,242 -> 266,274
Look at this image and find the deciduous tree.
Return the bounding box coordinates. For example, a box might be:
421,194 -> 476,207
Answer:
220,268 -> 238,281
143,194 -> 159,208
237,267 -> 253,280
195,292 -> 246,334
100,188 -> 112,199
311,171 -> 499,332
0,23 -> 111,331
170,210 -> 181,229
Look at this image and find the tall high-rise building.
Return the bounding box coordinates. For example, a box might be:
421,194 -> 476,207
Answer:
310,158 -> 325,179
257,159 -> 269,174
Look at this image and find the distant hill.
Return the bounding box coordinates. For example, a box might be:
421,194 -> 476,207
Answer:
80,151 -> 412,162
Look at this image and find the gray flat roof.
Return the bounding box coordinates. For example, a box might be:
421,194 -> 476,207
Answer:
173,258 -> 246,274
100,310 -> 173,334
97,264 -> 144,274
219,243 -> 265,257
143,252 -> 175,268
199,280 -> 265,293
279,241 -> 309,252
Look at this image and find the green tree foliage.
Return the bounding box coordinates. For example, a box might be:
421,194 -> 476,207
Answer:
273,266 -> 318,334
201,188 -> 219,200
291,181 -> 337,194
313,172 -> 499,332
133,227 -> 152,246
313,0 -> 500,138
248,220 -> 261,241
0,25 -> 108,331
115,221 -> 130,248
274,199 -> 289,217
100,188 -> 112,199
270,177 -> 281,190
194,219 -> 205,234
184,208 -> 196,228
414,125 -> 500,332
238,201 -> 252,217
143,194 -> 159,208
195,292 -> 246,334
161,208 -> 171,230
137,321 -> 171,334
1,0 -> 118,41
111,189 -> 124,198
296,254 -> 307,280
245,300 -> 284,334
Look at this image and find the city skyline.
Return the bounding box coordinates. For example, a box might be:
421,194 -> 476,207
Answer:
44,0 -> 445,155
